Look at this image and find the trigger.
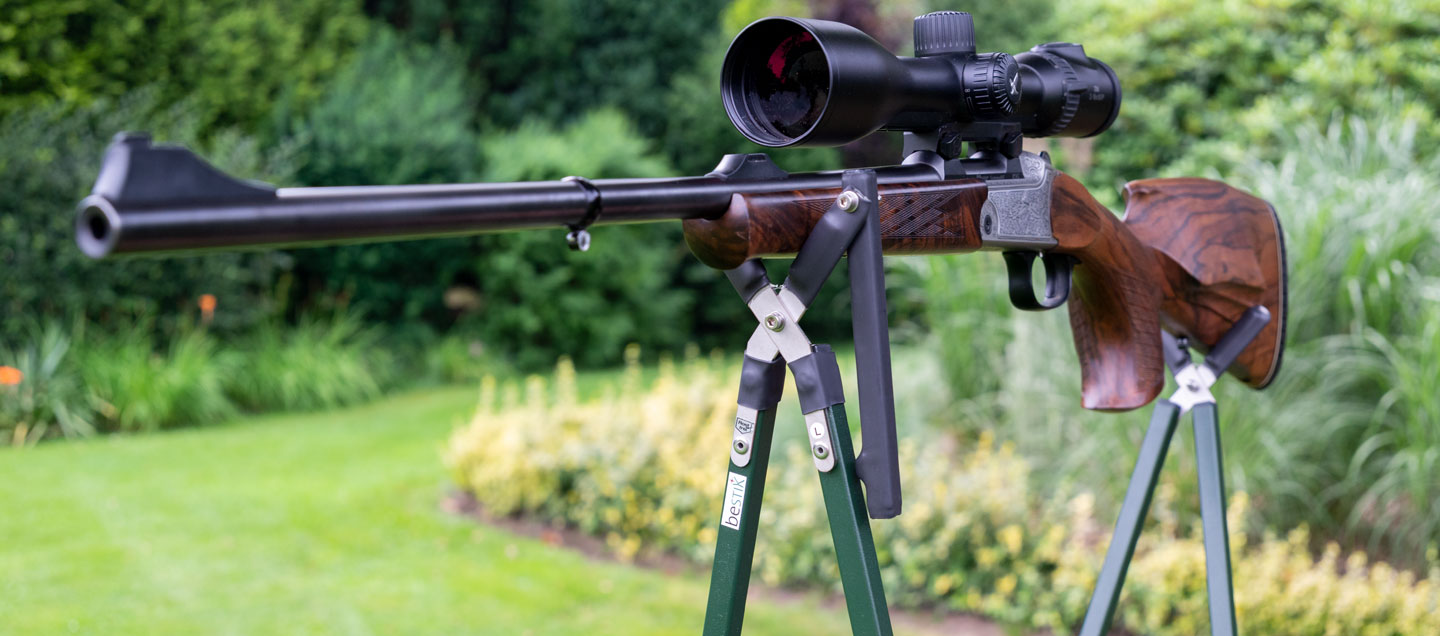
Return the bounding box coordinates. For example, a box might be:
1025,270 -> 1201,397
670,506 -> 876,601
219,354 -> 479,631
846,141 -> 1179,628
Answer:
1002,251 -> 1075,311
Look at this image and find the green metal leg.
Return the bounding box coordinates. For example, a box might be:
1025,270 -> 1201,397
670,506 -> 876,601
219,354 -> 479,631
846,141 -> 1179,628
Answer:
1193,402 -> 1238,636
1079,400 -> 1182,636
815,405 -> 893,636
704,408 -> 779,636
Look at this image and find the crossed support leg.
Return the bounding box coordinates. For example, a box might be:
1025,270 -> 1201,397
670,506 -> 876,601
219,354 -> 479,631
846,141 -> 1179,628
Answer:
1079,307 -> 1271,636
702,168 -> 896,636
1077,399 -> 1237,636
702,354 -> 892,636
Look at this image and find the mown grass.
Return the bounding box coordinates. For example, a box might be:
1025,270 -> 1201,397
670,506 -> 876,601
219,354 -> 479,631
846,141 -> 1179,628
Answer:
0,386 -> 883,635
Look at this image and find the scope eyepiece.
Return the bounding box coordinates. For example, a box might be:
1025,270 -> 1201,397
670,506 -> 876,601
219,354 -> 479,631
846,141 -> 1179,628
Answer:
720,12 -> 1121,148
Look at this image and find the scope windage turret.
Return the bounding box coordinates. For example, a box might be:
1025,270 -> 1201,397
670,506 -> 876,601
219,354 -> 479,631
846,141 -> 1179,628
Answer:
720,11 -> 1121,148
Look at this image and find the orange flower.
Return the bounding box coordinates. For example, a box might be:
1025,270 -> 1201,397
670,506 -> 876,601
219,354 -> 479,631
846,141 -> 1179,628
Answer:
198,294 -> 217,324
0,366 -> 21,386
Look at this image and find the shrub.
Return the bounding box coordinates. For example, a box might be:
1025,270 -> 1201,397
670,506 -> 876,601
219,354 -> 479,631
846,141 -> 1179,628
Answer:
460,111 -> 706,370
1064,0 -> 1440,191
911,110 -> 1440,565
275,30 -> 488,330
446,356 -> 1440,635
76,322 -> 237,433
1,0 -> 371,131
1215,113 -> 1440,563
0,90 -> 295,345
0,324 -> 96,445
224,314 -> 392,413
367,0 -> 726,137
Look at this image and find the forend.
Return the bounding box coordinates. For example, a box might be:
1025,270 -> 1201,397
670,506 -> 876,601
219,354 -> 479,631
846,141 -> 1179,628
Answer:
720,11 -> 1120,148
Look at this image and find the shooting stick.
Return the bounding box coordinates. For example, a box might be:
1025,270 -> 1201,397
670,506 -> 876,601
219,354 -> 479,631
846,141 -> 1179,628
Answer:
704,170 -> 898,635
1079,306 -> 1273,636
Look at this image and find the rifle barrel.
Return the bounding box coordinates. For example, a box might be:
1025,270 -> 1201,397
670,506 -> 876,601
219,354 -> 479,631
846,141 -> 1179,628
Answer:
76,136 -> 939,257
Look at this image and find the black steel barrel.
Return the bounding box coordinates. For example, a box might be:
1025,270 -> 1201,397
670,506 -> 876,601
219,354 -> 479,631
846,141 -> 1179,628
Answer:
76,134 -> 940,258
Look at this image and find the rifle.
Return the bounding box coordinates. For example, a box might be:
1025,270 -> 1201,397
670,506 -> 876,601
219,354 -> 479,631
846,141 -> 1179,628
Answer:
75,12 -> 1287,635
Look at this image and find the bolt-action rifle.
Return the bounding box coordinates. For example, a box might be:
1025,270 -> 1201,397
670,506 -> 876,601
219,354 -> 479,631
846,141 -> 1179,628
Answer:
74,12 -> 1287,635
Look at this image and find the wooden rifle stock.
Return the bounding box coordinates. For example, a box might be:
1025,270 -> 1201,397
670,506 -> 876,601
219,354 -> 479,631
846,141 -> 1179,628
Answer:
682,172 -> 1287,412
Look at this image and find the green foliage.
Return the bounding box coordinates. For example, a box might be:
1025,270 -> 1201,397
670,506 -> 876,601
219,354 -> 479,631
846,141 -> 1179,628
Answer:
276,31 -> 486,328
448,356 -> 1440,635
901,256 -> 1011,404
920,110 -> 1440,565
915,0 -> 1059,56
226,314 -> 392,413
3,310 -> 402,441
0,0 -> 371,130
419,333 -> 500,385
1214,114 -> 1440,564
0,324 -> 96,444
466,111 -> 696,369
281,30 -> 478,188
78,323 -> 237,433
1065,0 -> 1440,189
0,90 -> 294,345
366,0 -> 724,137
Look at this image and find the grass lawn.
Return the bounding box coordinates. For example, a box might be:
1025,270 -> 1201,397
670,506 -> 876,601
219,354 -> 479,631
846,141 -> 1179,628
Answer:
0,386 -> 905,635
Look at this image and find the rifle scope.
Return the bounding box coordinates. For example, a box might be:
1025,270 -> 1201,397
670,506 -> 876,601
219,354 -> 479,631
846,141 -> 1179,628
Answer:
721,11 -> 1121,147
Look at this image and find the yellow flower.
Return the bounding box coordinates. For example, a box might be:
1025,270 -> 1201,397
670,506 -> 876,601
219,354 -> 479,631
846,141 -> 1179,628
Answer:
933,573 -> 955,596
999,524 -> 1024,555
996,573 -> 1017,598
0,365 -> 20,386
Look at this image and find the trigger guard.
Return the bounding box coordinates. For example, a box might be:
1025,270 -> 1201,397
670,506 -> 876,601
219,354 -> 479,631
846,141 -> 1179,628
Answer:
1003,251 -> 1075,311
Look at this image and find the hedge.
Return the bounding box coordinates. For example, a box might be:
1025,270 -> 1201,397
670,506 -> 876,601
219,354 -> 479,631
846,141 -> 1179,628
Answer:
447,353 -> 1440,635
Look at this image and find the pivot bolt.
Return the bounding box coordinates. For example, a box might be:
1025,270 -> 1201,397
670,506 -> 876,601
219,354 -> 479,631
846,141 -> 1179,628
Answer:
733,439 -> 749,455
836,190 -> 861,213
764,312 -> 785,331
813,444 -> 830,460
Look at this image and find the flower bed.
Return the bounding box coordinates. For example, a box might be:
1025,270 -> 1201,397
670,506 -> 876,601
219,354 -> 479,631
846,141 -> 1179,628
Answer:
446,352 -> 1440,634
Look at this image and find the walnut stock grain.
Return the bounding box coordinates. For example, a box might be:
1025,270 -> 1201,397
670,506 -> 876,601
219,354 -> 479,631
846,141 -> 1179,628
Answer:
1122,178 -> 1287,389
682,180 -> 988,270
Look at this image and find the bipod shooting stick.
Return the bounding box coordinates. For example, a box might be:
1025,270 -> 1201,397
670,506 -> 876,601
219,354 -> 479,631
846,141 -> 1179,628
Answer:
1079,306 -> 1274,636
704,170 -> 900,636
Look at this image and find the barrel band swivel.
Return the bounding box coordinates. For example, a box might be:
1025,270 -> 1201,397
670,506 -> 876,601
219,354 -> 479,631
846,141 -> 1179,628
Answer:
562,176 -> 602,251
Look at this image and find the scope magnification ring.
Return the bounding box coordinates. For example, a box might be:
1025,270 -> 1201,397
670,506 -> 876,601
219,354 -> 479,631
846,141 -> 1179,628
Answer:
962,52 -> 1019,118
1030,50 -> 1081,137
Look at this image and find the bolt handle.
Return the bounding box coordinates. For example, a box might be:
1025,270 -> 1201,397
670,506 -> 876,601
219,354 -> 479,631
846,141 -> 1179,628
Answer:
1202,305 -> 1272,377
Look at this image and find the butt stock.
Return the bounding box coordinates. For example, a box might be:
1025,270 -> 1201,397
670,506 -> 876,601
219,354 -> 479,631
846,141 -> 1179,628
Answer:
1047,174 -> 1287,410
687,171 -> 1287,412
